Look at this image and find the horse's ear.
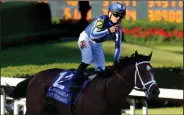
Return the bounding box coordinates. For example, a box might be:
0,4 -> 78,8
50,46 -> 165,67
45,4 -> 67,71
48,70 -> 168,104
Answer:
148,51 -> 152,60
135,50 -> 138,56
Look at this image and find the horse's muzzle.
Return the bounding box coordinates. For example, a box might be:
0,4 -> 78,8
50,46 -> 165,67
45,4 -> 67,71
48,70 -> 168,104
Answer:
147,84 -> 160,99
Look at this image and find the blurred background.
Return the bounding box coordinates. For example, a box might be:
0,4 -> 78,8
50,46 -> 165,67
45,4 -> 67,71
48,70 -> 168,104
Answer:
1,0 -> 183,114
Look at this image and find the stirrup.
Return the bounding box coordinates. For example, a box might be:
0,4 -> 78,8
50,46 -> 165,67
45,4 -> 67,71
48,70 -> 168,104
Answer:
88,74 -> 97,81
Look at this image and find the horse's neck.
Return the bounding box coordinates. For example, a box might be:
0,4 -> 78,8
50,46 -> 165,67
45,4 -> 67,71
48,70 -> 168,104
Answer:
106,68 -> 135,109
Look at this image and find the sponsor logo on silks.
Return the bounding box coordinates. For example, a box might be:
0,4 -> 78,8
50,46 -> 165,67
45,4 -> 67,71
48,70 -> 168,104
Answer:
95,18 -> 104,29
80,40 -> 87,49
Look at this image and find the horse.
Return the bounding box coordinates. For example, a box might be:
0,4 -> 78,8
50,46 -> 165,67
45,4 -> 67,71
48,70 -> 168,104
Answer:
7,51 -> 160,115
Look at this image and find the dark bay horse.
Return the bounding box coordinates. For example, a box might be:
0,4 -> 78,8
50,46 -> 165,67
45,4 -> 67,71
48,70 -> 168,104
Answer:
7,51 -> 160,115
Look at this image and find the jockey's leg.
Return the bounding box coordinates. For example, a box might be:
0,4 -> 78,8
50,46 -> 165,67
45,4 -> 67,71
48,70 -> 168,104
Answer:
71,31 -> 92,91
92,42 -> 106,77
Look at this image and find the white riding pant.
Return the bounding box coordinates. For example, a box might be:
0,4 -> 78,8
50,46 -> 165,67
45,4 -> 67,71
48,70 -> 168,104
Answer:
77,31 -> 105,72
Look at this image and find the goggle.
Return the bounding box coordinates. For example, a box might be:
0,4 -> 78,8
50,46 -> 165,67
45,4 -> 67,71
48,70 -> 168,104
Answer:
112,13 -> 125,19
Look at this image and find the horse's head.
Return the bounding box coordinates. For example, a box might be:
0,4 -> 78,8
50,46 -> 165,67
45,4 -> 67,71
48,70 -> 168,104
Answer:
133,51 -> 160,99
114,50 -> 160,99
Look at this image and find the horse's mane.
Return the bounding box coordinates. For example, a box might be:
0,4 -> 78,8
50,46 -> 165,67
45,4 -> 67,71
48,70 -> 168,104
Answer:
114,51 -> 152,72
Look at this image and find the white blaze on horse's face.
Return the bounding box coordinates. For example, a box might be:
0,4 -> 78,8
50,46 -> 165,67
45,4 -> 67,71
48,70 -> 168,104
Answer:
146,65 -> 151,71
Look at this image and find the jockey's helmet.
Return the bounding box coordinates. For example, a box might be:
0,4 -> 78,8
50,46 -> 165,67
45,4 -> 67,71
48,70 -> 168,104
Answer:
108,2 -> 126,19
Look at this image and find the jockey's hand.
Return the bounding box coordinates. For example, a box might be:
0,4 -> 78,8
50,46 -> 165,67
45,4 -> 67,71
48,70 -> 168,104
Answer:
109,24 -> 119,33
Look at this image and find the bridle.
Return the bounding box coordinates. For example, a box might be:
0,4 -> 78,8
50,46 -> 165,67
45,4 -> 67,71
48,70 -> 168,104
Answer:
114,61 -> 157,97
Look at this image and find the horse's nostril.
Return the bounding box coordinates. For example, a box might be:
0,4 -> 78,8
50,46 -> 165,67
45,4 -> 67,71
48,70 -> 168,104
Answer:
153,89 -> 160,95
151,87 -> 160,95
152,85 -> 160,94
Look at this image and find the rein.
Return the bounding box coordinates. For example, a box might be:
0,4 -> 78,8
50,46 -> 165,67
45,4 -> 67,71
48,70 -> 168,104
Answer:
104,78 -> 112,109
114,70 -> 128,85
104,70 -> 129,110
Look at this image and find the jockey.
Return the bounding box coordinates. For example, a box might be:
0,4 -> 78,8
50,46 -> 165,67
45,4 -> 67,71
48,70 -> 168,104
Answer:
72,2 -> 126,90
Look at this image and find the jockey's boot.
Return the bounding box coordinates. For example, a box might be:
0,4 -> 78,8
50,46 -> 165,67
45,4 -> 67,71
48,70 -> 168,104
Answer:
70,62 -> 89,92
96,70 -> 106,78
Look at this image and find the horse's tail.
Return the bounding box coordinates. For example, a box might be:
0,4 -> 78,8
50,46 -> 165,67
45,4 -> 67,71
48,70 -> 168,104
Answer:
6,76 -> 34,100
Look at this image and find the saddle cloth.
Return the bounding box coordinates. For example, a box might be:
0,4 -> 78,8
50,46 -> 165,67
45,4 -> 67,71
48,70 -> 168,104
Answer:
46,70 -> 96,105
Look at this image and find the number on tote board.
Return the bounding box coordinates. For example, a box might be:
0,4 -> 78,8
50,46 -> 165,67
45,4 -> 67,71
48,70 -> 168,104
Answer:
148,10 -> 182,23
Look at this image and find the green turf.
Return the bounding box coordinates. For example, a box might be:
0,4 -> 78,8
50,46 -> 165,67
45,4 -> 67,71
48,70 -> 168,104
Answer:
150,45 -> 183,54
1,40 -> 183,77
125,41 -> 183,54
122,107 -> 183,115
144,43 -> 183,54
136,107 -> 183,115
